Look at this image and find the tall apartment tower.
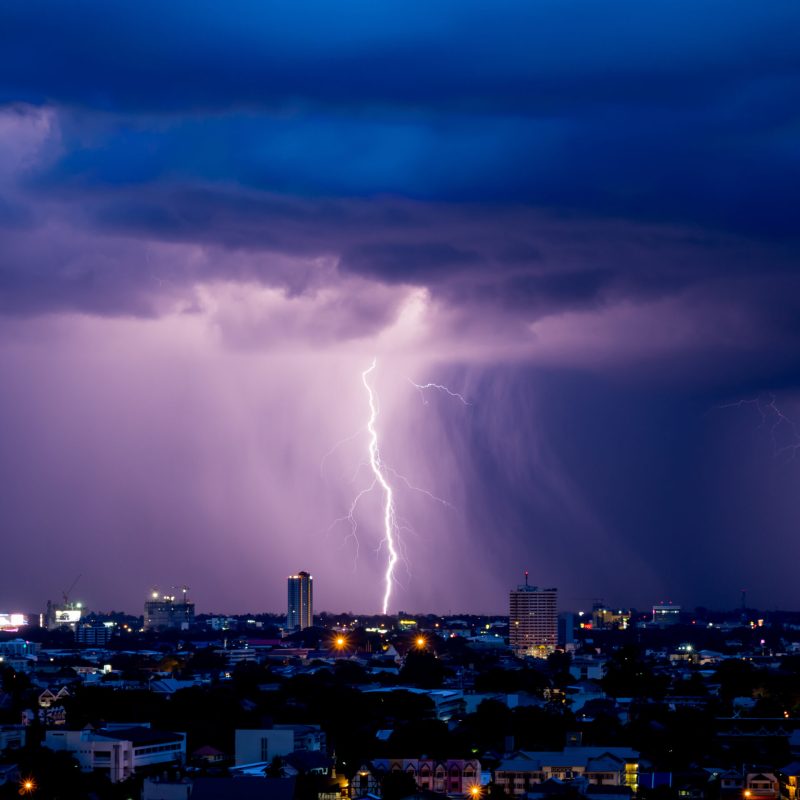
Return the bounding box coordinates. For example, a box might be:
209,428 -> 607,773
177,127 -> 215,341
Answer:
287,571 -> 313,631
509,572 -> 557,657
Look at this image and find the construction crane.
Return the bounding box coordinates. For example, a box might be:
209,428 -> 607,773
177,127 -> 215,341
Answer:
61,574 -> 81,606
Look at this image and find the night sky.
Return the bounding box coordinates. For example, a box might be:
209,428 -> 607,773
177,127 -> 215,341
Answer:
1,2 -> 799,615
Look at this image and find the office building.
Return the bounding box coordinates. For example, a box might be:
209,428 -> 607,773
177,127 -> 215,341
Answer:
287,571 -> 313,631
75,622 -> 115,646
44,601 -> 83,631
509,573 -> 557,657
144,587 -> 195,631
592,601 -> 631,630
652,603 -> 681,626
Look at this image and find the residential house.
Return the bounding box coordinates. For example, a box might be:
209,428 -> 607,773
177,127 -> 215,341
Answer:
747,773 -> 779,800
38,686 -> 70,708
352,758 -> 481,797
494,748 -> 639,797
777,763 -> 800,800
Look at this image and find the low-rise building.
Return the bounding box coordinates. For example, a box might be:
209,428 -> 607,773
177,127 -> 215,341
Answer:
38,686 -> 71,708
0,639 -> 39,658
747,772 -> 779,800
360,687 -> 465,721
235,724 -> 325,766
494,748 -> 639,797
352,758 -> 481,797
141,776 -> 193,800
45,726 -> 186,783
777,763 -> 800,800
0,725 -> 25,752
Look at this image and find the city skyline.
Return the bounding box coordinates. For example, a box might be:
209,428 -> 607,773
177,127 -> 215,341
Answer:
0,571 -> 778,621
1,3 -> 800,614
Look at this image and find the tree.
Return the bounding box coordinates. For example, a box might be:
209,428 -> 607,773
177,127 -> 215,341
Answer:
714,659 -> 760,702
382,771 -> 417,800
399,651 -> 444,688
602,646 -> 666,699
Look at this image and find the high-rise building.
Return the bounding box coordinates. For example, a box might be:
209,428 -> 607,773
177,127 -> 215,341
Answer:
287,571 -> 313,631
144,587 -> 195,631
509,572 -> 557,657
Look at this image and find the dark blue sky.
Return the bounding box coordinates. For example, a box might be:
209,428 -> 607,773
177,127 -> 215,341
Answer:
0,2 -> 798,614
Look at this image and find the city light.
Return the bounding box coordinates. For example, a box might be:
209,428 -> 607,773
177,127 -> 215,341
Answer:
415,635 -> 427,649
19,777 -> 36,795
470,785 -> 482,798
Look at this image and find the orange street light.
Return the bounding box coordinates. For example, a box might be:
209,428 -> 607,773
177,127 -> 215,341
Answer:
19,777 -> 36,796
469,785 -> 482,798
415,635 -> 426,649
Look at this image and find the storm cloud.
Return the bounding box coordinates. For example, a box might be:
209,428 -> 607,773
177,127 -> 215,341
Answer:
0,2 -> 799,614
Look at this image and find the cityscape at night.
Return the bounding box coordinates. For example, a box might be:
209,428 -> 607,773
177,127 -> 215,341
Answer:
1,1 -> 800,798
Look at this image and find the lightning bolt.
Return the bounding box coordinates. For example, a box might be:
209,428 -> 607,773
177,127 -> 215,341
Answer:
362,358 -> 399,615
319,427 -> 365,479
409,378 -> 471,406
326,479 -> 376,570
325,361 -> 463,614
716,394 -> 800,459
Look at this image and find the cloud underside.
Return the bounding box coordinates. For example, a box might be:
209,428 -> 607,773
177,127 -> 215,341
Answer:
0,0 -> 798,378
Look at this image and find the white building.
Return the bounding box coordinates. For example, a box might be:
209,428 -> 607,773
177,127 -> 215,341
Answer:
510,577 -> 558,657
0,725 -> 25,751
235,724 -> 325,765
45,726 -> 186,783
360,687 -> 466,721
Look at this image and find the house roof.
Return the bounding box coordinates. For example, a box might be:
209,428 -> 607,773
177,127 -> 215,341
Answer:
515,748 -> 638,764
193,745 -> 226,757
285,750 -> 332,772
96,727 -> 184,746
587,757 -> 628,772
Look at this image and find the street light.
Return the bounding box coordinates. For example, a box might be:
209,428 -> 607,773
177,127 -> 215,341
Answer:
415,635 -> 426,649
469,785 -> 482,799
19,777 -> 36,795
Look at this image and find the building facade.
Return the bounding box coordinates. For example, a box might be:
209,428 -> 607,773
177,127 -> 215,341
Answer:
45,601 -> 83,631
509,578 -> 557,657
0,725 -> 25,752
494,748 -> 639,797
651,603 -> 681,626
235,724 -> 325,766
144,588 -> 195,631
352,759 -> 481,797
287,572 -> 313,631
46,726 -> 186,783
